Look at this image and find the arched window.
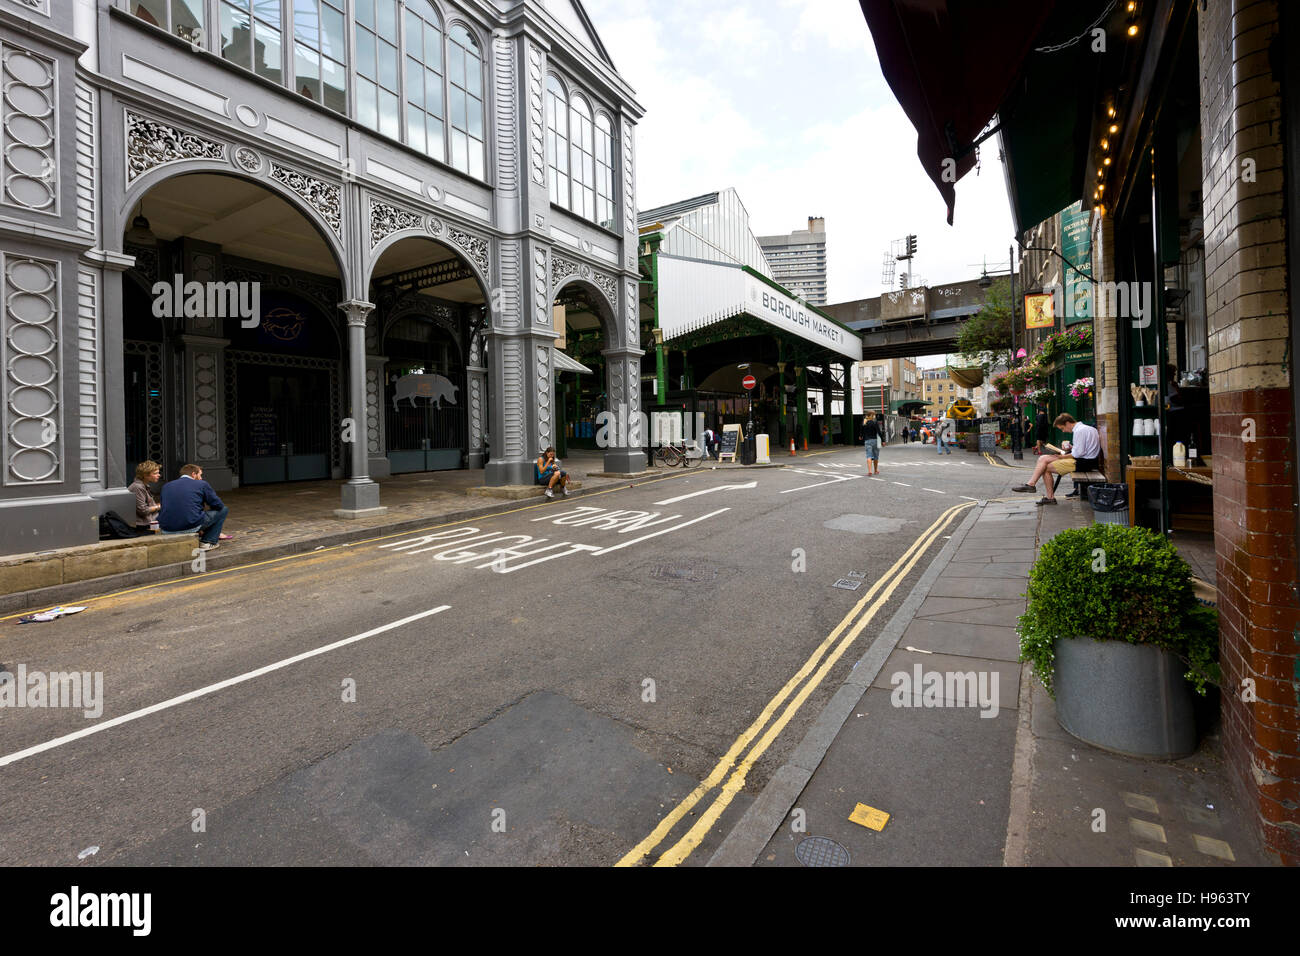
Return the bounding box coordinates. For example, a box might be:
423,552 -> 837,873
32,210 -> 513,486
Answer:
546,76 -> 569,207
402,0 -> 444,161
292,0 -> 347,113
568,95 -> 594,221
595,113 -> 615,229
447,24 -> 484,180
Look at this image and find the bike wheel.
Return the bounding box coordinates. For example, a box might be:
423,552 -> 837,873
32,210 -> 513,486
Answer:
663,446 -> 682,467
680,447 -> 696,467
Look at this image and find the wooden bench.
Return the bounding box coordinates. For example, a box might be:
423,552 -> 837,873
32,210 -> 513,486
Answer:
1052,470 -> 1107,500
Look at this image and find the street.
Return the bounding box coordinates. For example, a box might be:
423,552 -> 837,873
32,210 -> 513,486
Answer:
0,443 -> 1017,867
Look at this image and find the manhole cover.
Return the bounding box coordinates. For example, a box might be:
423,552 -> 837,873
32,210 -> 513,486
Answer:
795,836 -> 850,867
832,579 -> 862,591
651,565 -> 718,583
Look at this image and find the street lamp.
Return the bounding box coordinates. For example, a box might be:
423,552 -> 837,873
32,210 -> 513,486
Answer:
976,247 -> 1025,459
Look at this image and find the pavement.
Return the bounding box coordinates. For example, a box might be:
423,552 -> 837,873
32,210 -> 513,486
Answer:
711,467 -> 1278,868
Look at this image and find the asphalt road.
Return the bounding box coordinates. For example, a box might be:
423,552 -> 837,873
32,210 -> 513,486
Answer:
0,442 -> 1023,866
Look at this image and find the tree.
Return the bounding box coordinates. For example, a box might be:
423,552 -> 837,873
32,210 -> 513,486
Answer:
955,278 -> 1015,375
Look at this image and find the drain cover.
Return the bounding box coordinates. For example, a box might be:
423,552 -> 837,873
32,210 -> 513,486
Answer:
795,836 -> 850,867
846,570 -> 866,579
832,578 -> 862,591
651,565 -> 719,583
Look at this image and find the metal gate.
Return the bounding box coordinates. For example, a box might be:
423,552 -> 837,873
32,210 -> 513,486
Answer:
385,365 -> 467,472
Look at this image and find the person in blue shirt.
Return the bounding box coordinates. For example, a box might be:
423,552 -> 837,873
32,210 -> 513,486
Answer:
158,464 -> 229,550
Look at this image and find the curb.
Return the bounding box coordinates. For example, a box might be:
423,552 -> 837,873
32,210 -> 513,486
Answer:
0,470 -> 680,616
706,499 -> 986,867
1002,505 -> 1043,867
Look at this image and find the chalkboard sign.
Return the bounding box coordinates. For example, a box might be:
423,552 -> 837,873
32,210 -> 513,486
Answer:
718,429 -> 740,461
248,405 -> 279,457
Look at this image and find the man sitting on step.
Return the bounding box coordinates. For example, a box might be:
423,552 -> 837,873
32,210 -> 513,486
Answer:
1011,413 -> 1101,506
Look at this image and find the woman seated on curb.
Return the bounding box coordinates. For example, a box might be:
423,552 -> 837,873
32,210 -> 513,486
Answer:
535,447 -> 569,499
128,460 -> 162,532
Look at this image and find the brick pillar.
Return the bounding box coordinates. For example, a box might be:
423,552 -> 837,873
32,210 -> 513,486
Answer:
1200,0 -> 1300,864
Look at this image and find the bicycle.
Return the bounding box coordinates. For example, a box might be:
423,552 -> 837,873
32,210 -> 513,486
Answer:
654,440 -> 703,467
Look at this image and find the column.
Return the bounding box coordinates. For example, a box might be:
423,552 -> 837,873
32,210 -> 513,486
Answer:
840,361 -> 854,445
365,354 -> 391,479
654,329 -> 667,405
602,348 -> 647,474
466,331 -> 487,469
177,334 -> 234,490
336,300 -> 386,517
821,365 -> 832,444
796,365 -> 808,447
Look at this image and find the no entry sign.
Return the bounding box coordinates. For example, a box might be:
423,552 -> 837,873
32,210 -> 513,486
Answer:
742,374 -> 756,390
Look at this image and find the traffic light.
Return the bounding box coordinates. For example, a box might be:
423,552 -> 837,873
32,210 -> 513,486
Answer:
906,234 -> 917,258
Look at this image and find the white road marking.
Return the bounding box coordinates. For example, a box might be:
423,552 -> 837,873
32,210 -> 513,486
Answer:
960,495 -> 980,501
780,472 -> 864,493
868,477 -> 885,482
923,488 -> 946,494
0,606 -> 451,769
654,481 -> 757,505
589,509 -> 730,555
892,482 -> 911,487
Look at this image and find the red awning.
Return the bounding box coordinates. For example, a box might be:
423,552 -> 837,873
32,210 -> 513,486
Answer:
859,0 -> 1058,223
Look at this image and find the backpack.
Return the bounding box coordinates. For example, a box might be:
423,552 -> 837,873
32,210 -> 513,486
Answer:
99,510 -> 142,540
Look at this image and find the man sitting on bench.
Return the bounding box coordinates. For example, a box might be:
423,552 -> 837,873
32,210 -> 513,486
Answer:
1012,413 -> 1101,506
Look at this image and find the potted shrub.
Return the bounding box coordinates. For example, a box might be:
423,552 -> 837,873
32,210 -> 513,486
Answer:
1018,523 -> 1219,759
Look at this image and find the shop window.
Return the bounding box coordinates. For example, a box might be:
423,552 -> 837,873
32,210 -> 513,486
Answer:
546,75 -> 569,207
133,0 -> 205,44
447,24 -> 485,180
401,0 -> 444,160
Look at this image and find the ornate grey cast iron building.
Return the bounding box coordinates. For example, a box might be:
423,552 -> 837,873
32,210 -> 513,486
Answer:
0,0 -> 643,554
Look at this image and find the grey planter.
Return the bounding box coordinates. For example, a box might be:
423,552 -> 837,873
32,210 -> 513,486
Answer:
1053,637 -> 1198,759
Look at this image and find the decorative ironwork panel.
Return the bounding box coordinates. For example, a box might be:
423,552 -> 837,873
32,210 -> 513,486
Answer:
3,254 -> 61,484
2,44 -> 58,213
125,111 -> 225,183
270,162 -> 342,237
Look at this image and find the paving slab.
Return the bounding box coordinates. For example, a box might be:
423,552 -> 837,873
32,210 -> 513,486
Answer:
899,619 -> 1022,662
872,648 -> 1021,712
927,577 -> 1027,600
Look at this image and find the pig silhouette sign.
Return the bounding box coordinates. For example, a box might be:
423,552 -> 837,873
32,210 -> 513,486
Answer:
393,373 -> 459,409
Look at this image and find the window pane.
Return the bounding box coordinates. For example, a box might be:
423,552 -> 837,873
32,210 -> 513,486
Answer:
451,130 -> 467,171
449,41 -> 464,88
172,0 -> 204,44
293,0 -> 316,45
254,23 -> 281,82
322,57 -> 346,112
294,41 -> 319,100
355,0 -> 373,29
404,10 -> 422,57
425,69 -> 442,116
469,140 -> 483,180
379,89 -> 399,138
424,23 -> 442,71
464,54 -> 480,96
378,40 -> 398,90
406,104 -> 425,152
426,116 -> 444,160
356,29 -> 376,79
405,58 -> 423,106
357,76 -> 377,129
133,0 -> 168,29
467,95 -> 482,138
220,3 -> 250,68
451,87 -> 465,129
376,0 -> 396,41
253,0 -> 278,27
321,5 -> 345,62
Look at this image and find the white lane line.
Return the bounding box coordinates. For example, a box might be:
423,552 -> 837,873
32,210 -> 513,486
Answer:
923,488 -> 946,494
590,508 -> 729,555
654,481 -> 756,505
868,477 -> 885,482
960,495 -> 980,501
892,482 -> 911,487
779,473 -> 863,494
0,606 -> 451,769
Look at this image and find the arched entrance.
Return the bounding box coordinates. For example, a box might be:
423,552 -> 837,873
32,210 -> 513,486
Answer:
120,170 -> 347,489
552,281 -> 609,456
367,235 -> 489,474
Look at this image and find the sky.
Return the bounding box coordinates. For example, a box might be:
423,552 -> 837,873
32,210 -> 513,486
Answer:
582,0 -> 1017,366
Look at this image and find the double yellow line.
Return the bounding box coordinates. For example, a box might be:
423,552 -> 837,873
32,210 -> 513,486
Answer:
616,499 -> 975,867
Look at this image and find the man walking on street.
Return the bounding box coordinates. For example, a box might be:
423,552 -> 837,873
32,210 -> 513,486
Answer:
862,412 -> 883,475
158,464 -> 230,550
936,419 -> 953,455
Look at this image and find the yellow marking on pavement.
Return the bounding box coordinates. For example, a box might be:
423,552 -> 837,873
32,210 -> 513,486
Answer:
615,500 -> 972,867
983,453 -> 1014,469
849,803 -> 890,831
0,470 -> 702,625
649,500 -> 972,867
